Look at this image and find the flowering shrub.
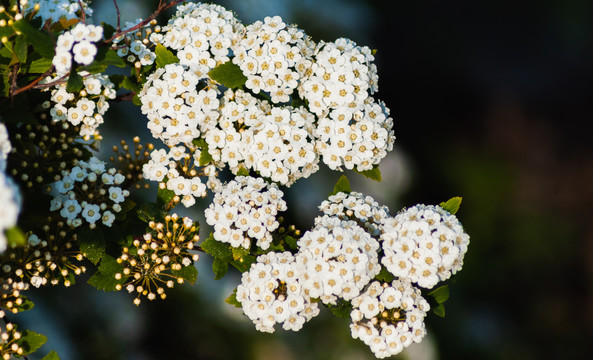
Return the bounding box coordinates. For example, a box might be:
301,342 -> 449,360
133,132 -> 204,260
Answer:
0,1 -> 470,359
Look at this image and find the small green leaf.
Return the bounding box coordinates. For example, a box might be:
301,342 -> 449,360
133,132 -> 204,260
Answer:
208,60 -> 247,88
120,76 -> 141,93
326,299 -> 353,319
439,197 -> 462,215
87,254 -> 126,291
230,254 -> 256,273
155,44 -> 178,68
17,330 -> 47,355
284,235 -> 297,250
432,303 -> 446,317
157,186 -> 175,206
14,36 -> 27,63
212,257 -> 229,280
355,165 -> 382,182
12,295 -> 35,312
171,264 -> 198,285
12,20 -> 55,58
427,285 -> 450,304
41,350 -> 60,360
330,174 -> 351,196
199,147 -> 213,166
66,70 -> 84,93
375,266 -> 395,283
5,226 -> 26,247
136,202 -> 165,223
236,166 -> 250,176
225,289 -> 242,308
77,227 -> 105,265
27,58 -> 53,73
200,236 -> 232,261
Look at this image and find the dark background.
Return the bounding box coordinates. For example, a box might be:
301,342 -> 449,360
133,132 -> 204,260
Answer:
19,0 -> 593,359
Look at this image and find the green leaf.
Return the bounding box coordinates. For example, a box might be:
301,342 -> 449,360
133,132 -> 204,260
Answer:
225,289 -> 242,308
236,166 -> 250,176
231,246 -> 249,261
66,70 -> 84,93
14,35 -> 27,63
41,350 -> 60,360
120,76 -> 141,93
12,20 -> 55,58
199,146 -> 213,166
230,254 -> 256,273
208,60 -> 247,88
26,58 -> 53,73
200,236 -> 232,261
77,227 -> 105,265
284,235 -> 297,250
17,330 -> 47,355
326,299 -> 353,319
355,165 -> 382,182
375,266 -> 395,283
171,265 -> 198,285
330,174 -> 351,196
12,295 -> 35,312
114,199 -> 137,221
432,303 -> 446,317
155,44 -> 178,68
427,285 -> 450,304
439,197 -> 462,215
5,226 -> 26,247
87,254 -> 126,291
212,257 -> 229,280
136,202 -> 165,223
156,186 -> 175,206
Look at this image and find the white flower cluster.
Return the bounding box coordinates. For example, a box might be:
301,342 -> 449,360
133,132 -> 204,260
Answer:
22,0 -> 92,25
0,123 -> 20,253
52,23 -> 103,75
49,157 -> 129,228
350,280 -> 429,359
154,2 -> 244,73
296,215 -> 381,304
381,204 -> 470,289
204,176 -> 287,250
45,72 -> 116,140
233,16 -> 315,104
236,251 -> 319,333
142,146 -> 215,207
113,18 -> 156,67
319,191 -> 390,236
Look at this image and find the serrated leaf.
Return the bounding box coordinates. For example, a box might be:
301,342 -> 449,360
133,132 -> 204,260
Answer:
326,299 -> 353,319
432,303 -> 446,317
375,266 -> 395,283
66,70 -> 84,93
27,58 -> 53,73
41,350 -> 60,360
155,44 -> 178,68
225,289 -> 242,308
439,197 -> 462,215
157,186 -> 175,206
77,227 -> 105,265
355,165 -> 382,182
136,202 -> 164,223
14,35 -> 27,63
17,330 -> 47,355
230,254 -> 256,273
231,246 -> 249,261
12,20 -> 55,58
212,257 -> 229,280
208,60 -> 247,88
200,236 -> 232,261
5,226 -> 26,247
428,285 -> 450,304
87,254 -> 126,291
171,265 -> 198,285
330,174 -> 351,196
120,76 -> 141,92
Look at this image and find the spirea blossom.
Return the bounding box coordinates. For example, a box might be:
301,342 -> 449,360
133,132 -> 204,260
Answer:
23,0 -> 93,25
350,280 -> 429,358
52,23 -> 103,75
296,215 -> 381,304
204,176 -> 287,250
113,19 -> 156,67
381,204 -> 470,289
236,251 -> 320,333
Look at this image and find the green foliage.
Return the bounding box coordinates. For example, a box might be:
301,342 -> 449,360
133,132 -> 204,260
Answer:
41,350 -> 61,360
207,60 -> 247,88
225,289 -> 242,308
154,44 -> 179,68
331,174 -> 351,196
16,330 -> 47,355
87,254 -> 126,291
201,235 -> 234,280
65,69 -> 84,93
136,202 -> 166,223
427,284 -> 450,317
355,165 -> 382,182
4,225 -> 26,247
11,295 -> 35,312
12,19 -> 55,59
171,265 -> 198,285
375,266 -> 395,283
326,299 -> 353,319
77,227 -> 106,265
439,197 -> 463,215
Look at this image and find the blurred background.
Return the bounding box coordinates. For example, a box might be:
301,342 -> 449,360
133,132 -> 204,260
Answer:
18,0 -> 593,359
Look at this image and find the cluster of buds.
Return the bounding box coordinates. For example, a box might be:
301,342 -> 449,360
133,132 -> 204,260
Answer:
109,137 -> 154,190
0,312 -> 24,360
115,214 -> 200,305
113,18 -> 159,69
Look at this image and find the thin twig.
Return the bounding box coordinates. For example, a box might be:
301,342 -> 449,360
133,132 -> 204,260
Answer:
13,67 -> 55,95
77,0 -> 86,23
113,0 -> 121,32
103,0 -> 183,44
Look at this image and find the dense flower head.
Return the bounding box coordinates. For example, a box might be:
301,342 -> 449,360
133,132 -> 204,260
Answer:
52,23 -> 103,75
350,279 -> 429,358
113,18 -> 157,67
204,176 -> 287,250
381,204 -> 470,289
296,215 -> 381,304
318,191 -> 390,237
236,251 -> 319,333
142,145 -> 216,207
43,72 -> 116,140
115,214 -> 200,305
49,156 -> 129,229
232,15 -> 315,104
22,0 -> 93,25
0,314 -> 24,358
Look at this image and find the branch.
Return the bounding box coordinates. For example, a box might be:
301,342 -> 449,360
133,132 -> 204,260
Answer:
103,0 -> 183,44
113,0 -> 121,32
